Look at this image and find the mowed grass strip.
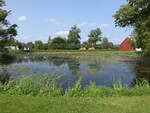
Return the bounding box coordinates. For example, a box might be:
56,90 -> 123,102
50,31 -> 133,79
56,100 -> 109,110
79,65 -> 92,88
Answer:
0,94 -> 150,113
31,49 -> 137,55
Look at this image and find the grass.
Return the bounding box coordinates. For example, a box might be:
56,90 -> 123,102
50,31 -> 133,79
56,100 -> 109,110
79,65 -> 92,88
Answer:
31,49 -> 137,55
0,76 -> 150,113
0,50 -> 24,60
8,50 -> 25,56
0,94 -> 150,113
0,76 -> 150,97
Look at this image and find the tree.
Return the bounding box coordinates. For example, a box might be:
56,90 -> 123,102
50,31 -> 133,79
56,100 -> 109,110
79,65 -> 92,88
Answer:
51,36 -> 66,49
0,0 -> 17,52
82,41 -> 88,48
43,43 -> 48,50
102,37 -> 109,44
6,37 -> 18,46
113,0 -> 150,55
48,35 -> 52,49
67,25 -> 81,49
100,37 -> 114,49
88,28 -> 102,47
101,37 -> 109,49
26,42 -> 34,49
34,40 -> 43,49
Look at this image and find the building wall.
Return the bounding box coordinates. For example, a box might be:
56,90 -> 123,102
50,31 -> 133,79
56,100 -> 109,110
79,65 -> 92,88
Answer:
120,37 -> 134,50
5,46 -> 19,50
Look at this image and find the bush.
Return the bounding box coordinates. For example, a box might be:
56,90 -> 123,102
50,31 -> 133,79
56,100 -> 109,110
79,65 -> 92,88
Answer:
51,37 -> 67,49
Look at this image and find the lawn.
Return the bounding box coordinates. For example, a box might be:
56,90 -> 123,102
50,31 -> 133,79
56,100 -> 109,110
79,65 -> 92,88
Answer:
0,94 -> 149,113
31,49 -> 137,55
0,72 -> 148,113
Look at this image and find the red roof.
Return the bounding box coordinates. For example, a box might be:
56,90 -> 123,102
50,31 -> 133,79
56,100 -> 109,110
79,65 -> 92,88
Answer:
120,37 -> 134,50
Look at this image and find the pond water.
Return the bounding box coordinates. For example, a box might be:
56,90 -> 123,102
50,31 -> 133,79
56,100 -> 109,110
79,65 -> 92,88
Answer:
0,53 -> 150,89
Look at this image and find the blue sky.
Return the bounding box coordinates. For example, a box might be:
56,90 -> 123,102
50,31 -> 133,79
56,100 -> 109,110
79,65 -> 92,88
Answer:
5,0 -> 132,44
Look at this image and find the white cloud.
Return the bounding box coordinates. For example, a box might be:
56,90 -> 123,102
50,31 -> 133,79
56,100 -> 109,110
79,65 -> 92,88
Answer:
100,24 -> 110,28
47,18 -> 110,29
48,18 -> 68,27
77,22 -> 97,27
77,22 -> 110,28
18,16 -> 27,21
54,31 -> 69,36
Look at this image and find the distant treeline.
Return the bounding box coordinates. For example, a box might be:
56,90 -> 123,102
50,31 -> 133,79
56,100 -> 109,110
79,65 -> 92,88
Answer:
8,25 -> 119,50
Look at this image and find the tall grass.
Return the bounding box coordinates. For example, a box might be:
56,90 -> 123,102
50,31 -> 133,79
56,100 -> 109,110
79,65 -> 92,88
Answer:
0,75 -> 150,97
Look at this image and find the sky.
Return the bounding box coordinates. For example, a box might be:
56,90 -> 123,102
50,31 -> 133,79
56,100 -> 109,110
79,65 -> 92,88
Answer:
5,0 -> 132,44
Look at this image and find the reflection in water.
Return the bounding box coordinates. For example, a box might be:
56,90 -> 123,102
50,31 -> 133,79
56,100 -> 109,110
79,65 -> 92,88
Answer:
67,57 -> 80,75
0,67 -> 11,84
0,58 -> 16,65
134,57 -> 150,83
0,53 -> 150,88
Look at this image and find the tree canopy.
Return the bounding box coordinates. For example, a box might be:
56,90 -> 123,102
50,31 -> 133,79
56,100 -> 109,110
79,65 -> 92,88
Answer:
34,40 -> 43,49
113,0 -> 150,55
67,25 -> 81,49
51,36 -> 66,49
0,0 -> 17,52
88,28 -> 102,47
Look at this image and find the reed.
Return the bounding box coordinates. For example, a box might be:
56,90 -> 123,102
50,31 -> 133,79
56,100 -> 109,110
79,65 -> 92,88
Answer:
0,75 -> 150,97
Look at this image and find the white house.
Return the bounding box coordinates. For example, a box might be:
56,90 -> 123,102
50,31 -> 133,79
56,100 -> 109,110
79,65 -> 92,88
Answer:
5,46 -> 19,50
135,48 -> 142,52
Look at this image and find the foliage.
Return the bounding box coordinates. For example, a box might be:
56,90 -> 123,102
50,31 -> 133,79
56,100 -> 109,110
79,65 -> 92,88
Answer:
51,36 -> 67,49
88,28 -> 102,47
0,0 -> 17,52
34,40 -> 43,49
101,37 -> 114,49
48,35 -> 52,49
0,75 -> 62,96
0,49 -> 16,60
0,75 -> 150,97
66,77 -> 84,97
0,68 -> 11,85
26,42 -> 34,49
67,25 -> 81,49
113,0 -> 150,56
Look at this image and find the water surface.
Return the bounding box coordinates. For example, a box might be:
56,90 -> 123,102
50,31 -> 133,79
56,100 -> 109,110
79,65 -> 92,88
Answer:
0,53 -> 150,88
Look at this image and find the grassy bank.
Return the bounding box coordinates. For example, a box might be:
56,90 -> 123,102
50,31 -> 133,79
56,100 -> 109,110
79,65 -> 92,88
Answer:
0,76 -> 150,112
0,76 -> 150,97
31,49 -> 137,55
0,94 -> 150,113
0,50 -> 24,59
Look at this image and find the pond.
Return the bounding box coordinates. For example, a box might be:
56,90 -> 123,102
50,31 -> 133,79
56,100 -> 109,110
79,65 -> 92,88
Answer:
0,53 -> 150,89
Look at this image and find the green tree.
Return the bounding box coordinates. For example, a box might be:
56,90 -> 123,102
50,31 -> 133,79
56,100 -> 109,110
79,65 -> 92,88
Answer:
43,43 -> 48,50
113,0 -> 150,55
51,36 -> 66,49
6,37 -> 18,46
0,0 -> 17,52
34,40 -> 43,49
26,42 -> 34,49
48,35 -> 52,49
67,25 -> 81,49
88,28 -> 102,47
101,37 -> 109,49
97,37 -> 114,49
82,41 -> 88,48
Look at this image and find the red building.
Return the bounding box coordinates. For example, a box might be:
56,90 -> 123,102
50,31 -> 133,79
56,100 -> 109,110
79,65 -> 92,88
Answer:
120,37 -> 134,50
